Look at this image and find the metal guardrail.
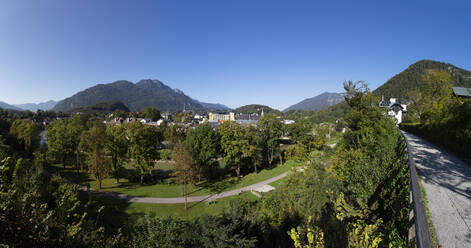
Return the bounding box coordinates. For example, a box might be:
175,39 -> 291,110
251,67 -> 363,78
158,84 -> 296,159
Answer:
401,132 -> 433,248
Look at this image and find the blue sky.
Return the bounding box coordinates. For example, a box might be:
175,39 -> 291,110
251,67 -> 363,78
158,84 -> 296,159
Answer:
1,0 -> 470,110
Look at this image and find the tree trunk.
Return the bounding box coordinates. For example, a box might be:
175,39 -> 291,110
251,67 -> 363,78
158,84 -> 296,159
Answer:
236,165 -> 240,178
140,169 -> 144,185
114,154 -> 120,183
254,162 -> 258,174
184,171 -> 187,210
279,154 -> 283,165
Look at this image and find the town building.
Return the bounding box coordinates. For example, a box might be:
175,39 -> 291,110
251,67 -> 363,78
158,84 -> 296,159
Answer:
452,87 -> 471,100
379,97 -> 407,124
209,112 -> 235,122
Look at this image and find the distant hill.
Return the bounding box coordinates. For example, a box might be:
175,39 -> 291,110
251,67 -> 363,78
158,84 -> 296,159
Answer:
234,104 -> 280,115
284,92 -> 345,112
0,101 -> 23,111
53,79 -> 205,112
14,100 -> 57,112
194,100 -> 231,111
72,100 -> 130,114
373,59 -> 471,99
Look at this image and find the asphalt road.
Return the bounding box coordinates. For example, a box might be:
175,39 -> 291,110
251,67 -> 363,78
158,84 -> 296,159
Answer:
402,131 -> 471,247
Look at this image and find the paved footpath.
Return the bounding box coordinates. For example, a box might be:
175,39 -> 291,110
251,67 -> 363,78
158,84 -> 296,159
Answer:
97,171 -> 290,204
402,131 -> 471,248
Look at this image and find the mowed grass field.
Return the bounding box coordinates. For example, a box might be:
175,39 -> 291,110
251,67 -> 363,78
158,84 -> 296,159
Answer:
47,159 -> 300,198
95,191 -> 259,220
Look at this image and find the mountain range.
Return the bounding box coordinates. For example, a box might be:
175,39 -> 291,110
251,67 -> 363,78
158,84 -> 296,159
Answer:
2,59 -> 470,114
14,100 -> 57,112
53,79 -> 229,112
0,101 -> 23,111
284,92 -> 346,112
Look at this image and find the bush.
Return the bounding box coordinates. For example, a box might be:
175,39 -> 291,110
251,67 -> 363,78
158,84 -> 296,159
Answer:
159,149 -> 174,161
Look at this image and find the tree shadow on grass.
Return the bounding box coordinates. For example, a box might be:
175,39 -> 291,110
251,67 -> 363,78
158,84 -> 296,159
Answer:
46,164 -> 93,184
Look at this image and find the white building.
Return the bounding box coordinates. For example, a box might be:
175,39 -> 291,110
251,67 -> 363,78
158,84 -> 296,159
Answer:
208,112 -> 235,122
379,97 -> 407,124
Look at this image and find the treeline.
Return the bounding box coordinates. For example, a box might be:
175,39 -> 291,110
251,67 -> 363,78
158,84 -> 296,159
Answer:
400,69 -> 471,161
283,102 -> 349,124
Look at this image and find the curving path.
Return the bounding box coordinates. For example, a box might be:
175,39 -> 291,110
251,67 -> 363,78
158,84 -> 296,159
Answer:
402,131 -> 471,247
95,171 -> 291,204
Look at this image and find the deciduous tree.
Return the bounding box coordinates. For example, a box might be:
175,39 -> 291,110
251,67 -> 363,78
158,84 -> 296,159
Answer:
106,124 -> 129,183
81,125 -> 110,189
185,123 -> 219,181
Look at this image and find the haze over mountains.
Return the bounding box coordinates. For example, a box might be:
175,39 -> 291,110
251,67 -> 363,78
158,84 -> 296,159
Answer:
14,100 -> 57,112
0,101 -> 23,111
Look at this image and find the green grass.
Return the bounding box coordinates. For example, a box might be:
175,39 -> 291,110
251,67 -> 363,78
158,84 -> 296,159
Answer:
418,176 -> 439,248
268,176 -> 289,188
47,159 -> 299,198
97,191 -> 259,220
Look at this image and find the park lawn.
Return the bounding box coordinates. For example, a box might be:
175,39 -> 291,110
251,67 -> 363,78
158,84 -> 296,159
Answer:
98,160 -> 298,197
47,159 -> 299,198
123,192 -> 258,220
268,176 -> 289,188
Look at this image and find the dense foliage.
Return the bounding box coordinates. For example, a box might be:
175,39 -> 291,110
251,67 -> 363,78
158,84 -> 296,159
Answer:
400,69 -> 471,161
235,104 -> 281,115
72,100 -> 130,114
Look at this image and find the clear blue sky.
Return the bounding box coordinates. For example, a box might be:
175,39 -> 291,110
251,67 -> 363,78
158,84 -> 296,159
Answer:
1,0 -> 470,110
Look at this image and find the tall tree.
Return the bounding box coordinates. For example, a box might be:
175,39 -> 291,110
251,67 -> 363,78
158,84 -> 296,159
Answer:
9,119 -> 40,155
105,124 -> 129,183
127,122 -> 161,184
258,113 -> 283,167
244,125 -> 263,174
164,124 -> 187,148
81,125 -> 110,189
171,142 -> 196,209
141,107 -> 161,121
185,123 -> 219,181
218,121 -> 248,178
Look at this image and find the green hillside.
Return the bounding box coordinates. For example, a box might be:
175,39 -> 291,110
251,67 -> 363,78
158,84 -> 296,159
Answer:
53,79 -> 204,112
72,100 -> 130,114
373,59 -> 471,99
234,104 -> 281,115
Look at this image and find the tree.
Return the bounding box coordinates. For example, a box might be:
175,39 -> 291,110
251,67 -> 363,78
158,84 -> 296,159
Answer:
164,124 -> 187,148
106,124 -> 129,183
258,113 -> 283,167
141,107 -> 161,121
9,119 -> 41,155
418,70 -> 453,125
45,116 -> 88,172
171,142 -> 196,209
81,125 -> 110,189
218,121 -> 248,178
127,122 -> 161,184
244,125 -> 263,174
185,123 -> 219,181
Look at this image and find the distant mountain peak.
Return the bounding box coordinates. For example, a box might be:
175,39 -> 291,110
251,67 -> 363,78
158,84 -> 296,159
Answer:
284,92 -> 345,112
13,100 -> 57,112
53,79 -> 228,112
173,88 -> 184,94
373,59 -> 471,99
